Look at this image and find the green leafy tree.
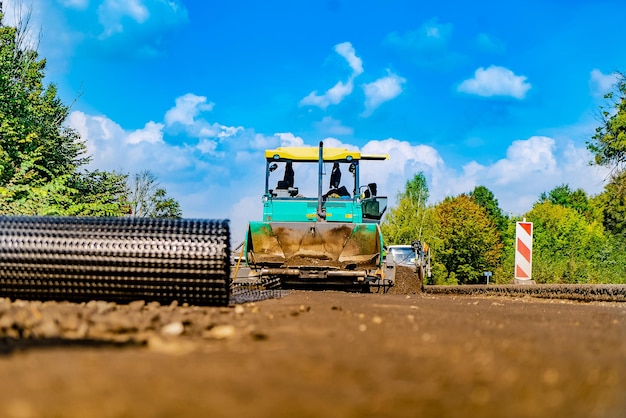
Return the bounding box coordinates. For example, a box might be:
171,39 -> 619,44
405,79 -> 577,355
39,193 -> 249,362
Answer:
0,8 -> 87,186
587,72 -> 626,171
68,170 -> 130,216
593,170 -> 626,240
381,172 -> 435,245
0,4 -> 129,216
434,194 -> 503,284
470,185 -> 509,235
127,170 -> 182,218
539,184 -> 591,216
526,202 -> 610,283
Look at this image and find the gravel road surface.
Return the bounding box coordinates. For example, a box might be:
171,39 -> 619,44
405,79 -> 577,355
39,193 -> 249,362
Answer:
1,279 -> 625,418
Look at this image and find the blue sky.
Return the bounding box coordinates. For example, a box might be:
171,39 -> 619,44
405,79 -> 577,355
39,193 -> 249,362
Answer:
7,0 -> 626,241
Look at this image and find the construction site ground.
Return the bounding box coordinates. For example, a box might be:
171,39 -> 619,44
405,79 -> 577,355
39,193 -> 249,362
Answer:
0,268 -> 625,418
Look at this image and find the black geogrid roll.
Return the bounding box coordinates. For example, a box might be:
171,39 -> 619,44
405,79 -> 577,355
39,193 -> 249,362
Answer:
0,216 -> 230,306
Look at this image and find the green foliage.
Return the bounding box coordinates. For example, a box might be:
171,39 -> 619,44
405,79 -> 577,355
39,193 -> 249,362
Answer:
587,72 -> 626,170
150,188 -> 183,218
470,185 -> 509,234
525,202 -> 620,283
67,170 -> 130,216
0,7 -> 142,217
0,15 -> 87,186
381,172 -> 432,245
539,184 -> 591,217
397,172 -> 429,204
0,173 -> 77,215
593,170 -> 626,239
127,170 -> 182,218
434,194 -> 503,284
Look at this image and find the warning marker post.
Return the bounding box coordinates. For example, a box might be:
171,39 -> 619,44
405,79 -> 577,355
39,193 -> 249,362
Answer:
514,221 -> 534,284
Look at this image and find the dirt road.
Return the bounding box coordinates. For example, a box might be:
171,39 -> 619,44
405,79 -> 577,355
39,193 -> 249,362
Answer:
0,288 -> 624,418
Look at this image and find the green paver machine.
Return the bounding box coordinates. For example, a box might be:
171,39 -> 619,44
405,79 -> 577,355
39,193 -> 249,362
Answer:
240,141 -> 392,291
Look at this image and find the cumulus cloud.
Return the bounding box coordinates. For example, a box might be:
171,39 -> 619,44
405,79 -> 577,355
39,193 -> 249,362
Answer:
300,41 -> 363,109
361,71 -> 406,116
98,0 -> 150,37
67,110 -> 188,172
300,80 -> 355,109
275,132 -> 305,147
165,94 -> 215,126
92,0 -> 189,57
163,94 -> 243,141
334,41 -> 364,76
127,121 -> 164,144
445,136 -> 607,214
590,69 -> 619,97
458,65 -> 531,99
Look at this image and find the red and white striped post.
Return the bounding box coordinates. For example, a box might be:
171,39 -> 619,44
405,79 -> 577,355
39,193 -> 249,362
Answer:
515,221 -> 533,282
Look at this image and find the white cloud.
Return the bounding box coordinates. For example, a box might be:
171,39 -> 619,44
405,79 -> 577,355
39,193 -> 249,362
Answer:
300,80 -> 354,109
92,0 -> 188,53
98,0 -> 150,37
1,0 -> 24,27
590,69 -> 619,97
361,71 -> 406,116
458,65 -> 531,99
127,121 -> 164,144
489,136 -> 558,185
164,93 -> 214,126
275,132 -> 305,147
442,136 -> 608,215
334,41 -> 363,76
299,41 -> 363,109
163,94 -> 241,141
67,110 -> 188,172
196,139 -> 219,155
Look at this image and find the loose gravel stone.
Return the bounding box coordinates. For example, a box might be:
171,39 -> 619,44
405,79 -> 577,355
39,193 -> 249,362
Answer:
128,300 -> 146,311
161,322 -> 184,337
203,325 -> 236,340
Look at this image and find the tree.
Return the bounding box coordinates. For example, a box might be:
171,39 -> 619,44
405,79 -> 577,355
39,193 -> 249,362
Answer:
150,188 -> 182,219
68,170 -> 130,216
127,170 -> 181,218
0,5 -> 130,216
586,70 -> 626,241
538,184 -> 590,216
434,194 -> 503,284
594,170 -> 626,240
525,202 -> 608,283
470,185 -> 509,234
381,172 -> 433,245
0,7 -> 87,186
587,72 -> 626,171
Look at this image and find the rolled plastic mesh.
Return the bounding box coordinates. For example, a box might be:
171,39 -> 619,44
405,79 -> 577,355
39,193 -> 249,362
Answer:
0,216 -> 230,306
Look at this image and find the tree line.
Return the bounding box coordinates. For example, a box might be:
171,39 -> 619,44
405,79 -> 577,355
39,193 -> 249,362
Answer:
0,6 -> 181,218
382,72 -> 626,285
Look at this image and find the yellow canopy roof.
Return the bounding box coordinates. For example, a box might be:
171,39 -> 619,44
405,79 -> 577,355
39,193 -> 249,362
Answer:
265,147 -> 388,162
